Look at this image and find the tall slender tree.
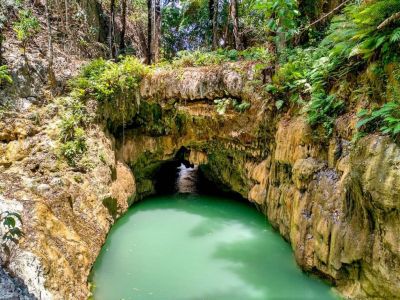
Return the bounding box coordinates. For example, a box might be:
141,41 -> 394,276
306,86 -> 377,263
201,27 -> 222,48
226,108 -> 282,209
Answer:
230,0 -> 242,50
147,0 -> 152,63
45,0 -> 56,88
120,0 -> 127,53
147,0 -> 161,64
209,0 -> 219,49
154,0 -> 161,62
109,0 -> 116,58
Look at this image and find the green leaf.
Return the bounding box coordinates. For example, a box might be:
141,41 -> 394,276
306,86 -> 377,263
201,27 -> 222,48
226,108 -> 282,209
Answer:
275,100 -> 284,110
3,216 -> 15,228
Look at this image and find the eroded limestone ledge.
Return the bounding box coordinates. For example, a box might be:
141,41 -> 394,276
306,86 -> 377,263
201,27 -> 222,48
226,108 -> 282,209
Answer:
1,63 -> 400,300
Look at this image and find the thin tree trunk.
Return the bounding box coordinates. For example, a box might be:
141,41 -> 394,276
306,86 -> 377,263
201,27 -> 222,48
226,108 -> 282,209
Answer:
153,0 -> 161,63
209,0 -> 214,46
64,0 -> 68,51
147,0 -> 161,64
223,0 -> 232,47
0,30 -> 3,63
210,0 -> 219,49
231,0 -> 242,50
45,0 -> 56,88
109,0 -> 116,58
147,0 -> 152,64
64,0 -> 68,32
120,0 -> 127,53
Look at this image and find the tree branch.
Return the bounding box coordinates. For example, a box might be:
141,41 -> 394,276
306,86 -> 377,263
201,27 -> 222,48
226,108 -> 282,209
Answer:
300,0 -> 353,32
377,11 -> 400,30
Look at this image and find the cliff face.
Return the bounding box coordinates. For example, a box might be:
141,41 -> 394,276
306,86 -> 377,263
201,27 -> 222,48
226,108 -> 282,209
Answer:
1,62 -> 400,299
119,65 -> 400,299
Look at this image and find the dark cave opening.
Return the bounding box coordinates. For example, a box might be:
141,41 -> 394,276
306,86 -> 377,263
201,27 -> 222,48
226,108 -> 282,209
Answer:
152,146 -> 244,201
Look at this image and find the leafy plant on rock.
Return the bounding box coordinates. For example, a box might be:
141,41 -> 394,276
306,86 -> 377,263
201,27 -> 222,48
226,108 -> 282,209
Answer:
0,65 -> 12,86
13,9 -> 40,56
357,102 -> 400,141
0,211 -> 23,267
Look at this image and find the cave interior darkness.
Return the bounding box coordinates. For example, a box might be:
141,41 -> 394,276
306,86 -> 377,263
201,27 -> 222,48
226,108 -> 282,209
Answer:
152,146 -> 244,201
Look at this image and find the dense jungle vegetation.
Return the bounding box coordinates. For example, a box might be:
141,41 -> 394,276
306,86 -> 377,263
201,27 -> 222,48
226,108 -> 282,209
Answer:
1,0 -> 400,163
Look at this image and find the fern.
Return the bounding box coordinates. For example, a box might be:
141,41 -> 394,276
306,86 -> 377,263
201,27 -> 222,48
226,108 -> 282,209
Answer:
390,28 -> 400,43
357,102 -> 400,140
324,0 -> 400,63
308,92 -> 344,137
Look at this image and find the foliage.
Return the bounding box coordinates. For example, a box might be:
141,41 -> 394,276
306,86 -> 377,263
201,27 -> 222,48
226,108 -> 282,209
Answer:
69,56 -> 149,129
160,0 -> 300,55
214,98 -> 230,115
264,0 -> 299,45
232,99 -> 251,112
268,0 -> 400,138
13,9 -> 40,52
324,1 -> 400,64
357,102 -> 400,141
0,65 -> 12,86
70,56 -> 149,103
214,98 -> 251,114
162,47 -> 271,68
58,97 -> 89,166
240,0 -> 299,47
60,128 -> 87,165
0,211 -> 23,266
162,0 -> 211,57
307,92 -> 344,137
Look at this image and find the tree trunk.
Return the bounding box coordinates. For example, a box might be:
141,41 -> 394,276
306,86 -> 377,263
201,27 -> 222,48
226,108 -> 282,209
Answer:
210,0 -> 219,49
64,0 -> 69,32
153,0 -> 161,63
120,0 -> 127,53
147,0 -> 152,64
0,30 -> 3,63
147,0 -> 161,64
223,0 -> 232,47
45,0 -> 56,89
64,0 -> 69,51
230,0 -> 242,50
109,0 -> 116,58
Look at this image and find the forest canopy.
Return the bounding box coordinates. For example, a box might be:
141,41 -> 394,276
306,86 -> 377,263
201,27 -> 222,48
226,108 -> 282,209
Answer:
1,0 -> 400,141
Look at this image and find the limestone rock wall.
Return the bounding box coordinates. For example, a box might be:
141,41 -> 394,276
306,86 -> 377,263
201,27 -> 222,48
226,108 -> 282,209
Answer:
119,65 -> 400,299
0,105 -> 136,299
1,62 -> 400,300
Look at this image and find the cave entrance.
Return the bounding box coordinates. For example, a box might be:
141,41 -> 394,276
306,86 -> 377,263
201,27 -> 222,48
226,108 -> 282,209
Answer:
152,146 -> 241,199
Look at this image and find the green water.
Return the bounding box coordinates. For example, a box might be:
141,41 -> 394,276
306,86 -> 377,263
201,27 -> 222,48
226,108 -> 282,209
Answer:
91,194 -> 338,300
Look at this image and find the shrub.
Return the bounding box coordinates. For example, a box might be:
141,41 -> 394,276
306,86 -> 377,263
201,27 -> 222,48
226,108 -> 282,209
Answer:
13,9 -> 40,54
69,56 -> 149,129
70,56 -> 148,103
0,65 -> 12,86
270,0 -> 400,137
58,97 -> 89,166
307,92 -> 344,137
166,47 -> 271,68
